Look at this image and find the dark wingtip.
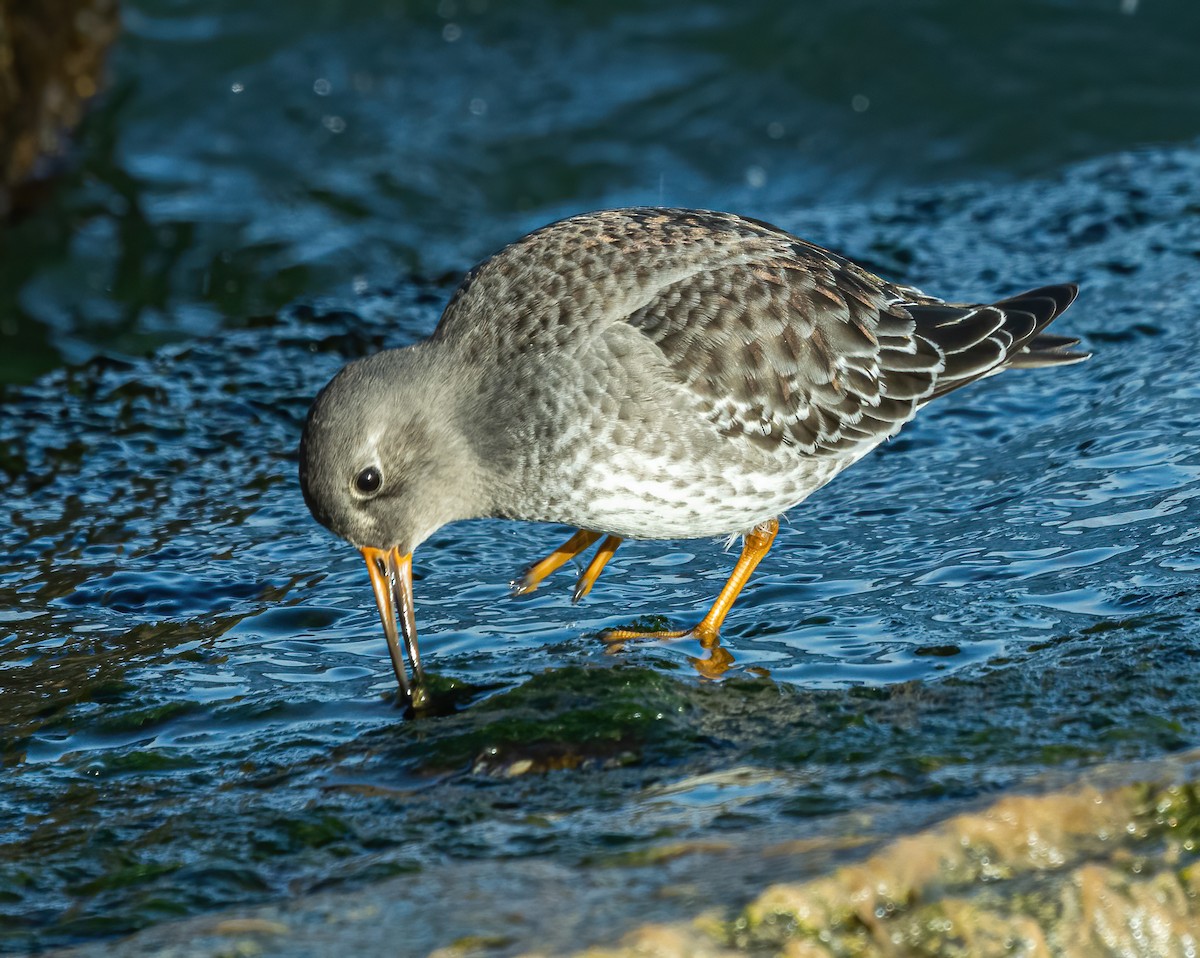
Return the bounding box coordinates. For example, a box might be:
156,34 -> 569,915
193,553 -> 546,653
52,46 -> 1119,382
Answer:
1027,333 -> 1081,351
1046,282 -> 1079,315
993,283 -> 1079,327
1010,326 -> 1091,368
1007,284 -> 1087,368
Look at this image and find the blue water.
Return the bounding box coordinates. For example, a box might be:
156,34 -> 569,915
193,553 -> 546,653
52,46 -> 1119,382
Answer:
5,0 -> 1200,379
3,1 -> 1200,953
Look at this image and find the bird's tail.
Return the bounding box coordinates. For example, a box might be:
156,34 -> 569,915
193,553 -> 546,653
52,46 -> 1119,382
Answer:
993,284 -> 1090,369
903,282 -> 1089,402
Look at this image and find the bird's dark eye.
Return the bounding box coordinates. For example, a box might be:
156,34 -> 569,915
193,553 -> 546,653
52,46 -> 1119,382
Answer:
354,466 -> 382,495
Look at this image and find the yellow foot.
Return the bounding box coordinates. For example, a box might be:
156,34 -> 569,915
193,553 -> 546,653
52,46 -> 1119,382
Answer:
600,518 -> 779,645
692,644 -> 735,680
511,530 -> 623,599
600,623 -> 734,679
511,529 -> 601,596
601,623 -> 717,645
571,535 -> 622,603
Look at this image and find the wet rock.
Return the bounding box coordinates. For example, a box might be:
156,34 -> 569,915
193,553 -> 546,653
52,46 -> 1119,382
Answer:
38,752 -> 1200,958
0,0 -> 119,216
564,752 -> 1200,957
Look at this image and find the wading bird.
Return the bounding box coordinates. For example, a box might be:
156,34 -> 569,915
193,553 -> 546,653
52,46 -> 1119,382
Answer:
299,208 -> 1086,706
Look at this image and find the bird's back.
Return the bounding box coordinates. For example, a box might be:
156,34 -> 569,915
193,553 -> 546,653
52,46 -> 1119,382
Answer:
432,208 -> 1085,539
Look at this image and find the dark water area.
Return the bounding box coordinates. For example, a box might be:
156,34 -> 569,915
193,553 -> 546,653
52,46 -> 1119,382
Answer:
3,1 -> 1200,955
4,0 -> 1200,382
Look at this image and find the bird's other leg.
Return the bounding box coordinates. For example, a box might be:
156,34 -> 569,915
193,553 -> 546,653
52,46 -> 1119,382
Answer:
511,529 -> 601,595
572,535 -> 622,603
603,519 -> 779,647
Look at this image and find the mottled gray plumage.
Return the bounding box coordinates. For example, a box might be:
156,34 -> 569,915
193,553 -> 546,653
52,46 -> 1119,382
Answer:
302,207 -> 1083,549
298,207 -> 1086,697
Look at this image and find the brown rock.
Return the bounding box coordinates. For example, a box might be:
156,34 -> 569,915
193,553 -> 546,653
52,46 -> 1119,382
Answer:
0,0 -> 119,215
550,753 -> 1200,956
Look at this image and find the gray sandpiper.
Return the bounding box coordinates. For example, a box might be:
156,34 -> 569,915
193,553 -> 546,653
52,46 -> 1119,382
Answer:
298,207 -> 1087,705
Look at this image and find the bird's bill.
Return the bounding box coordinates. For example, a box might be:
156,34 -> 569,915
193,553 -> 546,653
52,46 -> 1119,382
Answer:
361,546 -> 424,701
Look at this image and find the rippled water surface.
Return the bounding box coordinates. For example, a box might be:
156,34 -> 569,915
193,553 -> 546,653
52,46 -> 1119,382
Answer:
3,1 -> 1200,954
5,0 -> 1200,379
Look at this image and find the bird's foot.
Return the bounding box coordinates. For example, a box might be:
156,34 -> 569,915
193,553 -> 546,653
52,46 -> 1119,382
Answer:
596,521 -> 780,680
600,622 -> 718,646
510,570 -> 541,597
510,529 -> 601,596
601,621 -> 733,679
510,530 -> 622,599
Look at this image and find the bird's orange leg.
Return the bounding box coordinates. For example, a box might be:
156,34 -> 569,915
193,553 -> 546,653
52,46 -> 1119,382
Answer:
604,519 -> 779,647
511,529 -> 601,595
572,535 -> 623,603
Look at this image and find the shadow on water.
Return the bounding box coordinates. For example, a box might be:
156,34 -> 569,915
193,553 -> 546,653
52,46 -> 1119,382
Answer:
3,138 -> 1200,952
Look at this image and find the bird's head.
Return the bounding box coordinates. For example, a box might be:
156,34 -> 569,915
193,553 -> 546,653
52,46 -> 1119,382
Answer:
298,346 -> 485,705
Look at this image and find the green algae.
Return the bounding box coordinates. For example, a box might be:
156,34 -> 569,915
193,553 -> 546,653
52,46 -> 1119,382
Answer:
414,665 -> 695,775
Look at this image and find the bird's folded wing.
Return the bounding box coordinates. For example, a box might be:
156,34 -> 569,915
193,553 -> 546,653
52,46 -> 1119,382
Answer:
623,252 -> 1078,458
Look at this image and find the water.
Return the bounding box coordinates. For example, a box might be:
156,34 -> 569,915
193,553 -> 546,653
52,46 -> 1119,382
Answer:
4,0 -> 1200,381
3,1 -> 1200,954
